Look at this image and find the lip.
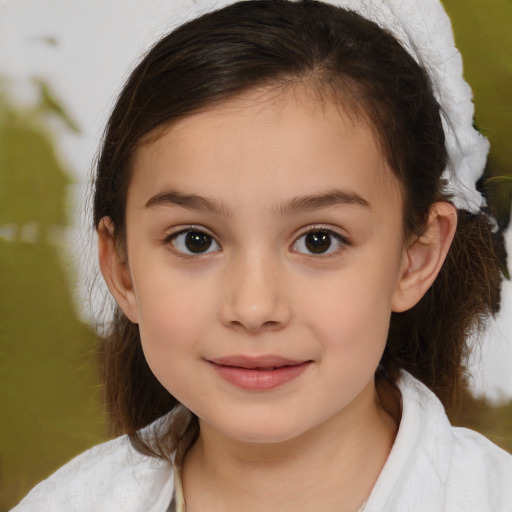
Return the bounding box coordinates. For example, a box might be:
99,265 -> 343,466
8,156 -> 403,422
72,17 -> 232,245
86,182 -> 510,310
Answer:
207,355 -> 312,390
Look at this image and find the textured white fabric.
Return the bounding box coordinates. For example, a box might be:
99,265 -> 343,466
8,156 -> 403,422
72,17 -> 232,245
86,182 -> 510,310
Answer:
11,372 -> 512,511
11,435 -> 174,512
323,0 -> 489,212
365,372 -> 512,511
152,0 -> 487,211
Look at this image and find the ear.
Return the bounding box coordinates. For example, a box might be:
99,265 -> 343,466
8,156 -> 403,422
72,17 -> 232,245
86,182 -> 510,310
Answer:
392,202 -> 457,313
97,217 -> 139,323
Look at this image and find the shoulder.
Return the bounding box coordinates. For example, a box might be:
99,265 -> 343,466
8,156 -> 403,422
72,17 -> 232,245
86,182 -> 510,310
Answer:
11,435 -> 174,512
366,371 -> 512,512
446,425 -> 512,510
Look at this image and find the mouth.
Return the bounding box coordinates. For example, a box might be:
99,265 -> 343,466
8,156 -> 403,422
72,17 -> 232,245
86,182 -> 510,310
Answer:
206,356 -> 312,390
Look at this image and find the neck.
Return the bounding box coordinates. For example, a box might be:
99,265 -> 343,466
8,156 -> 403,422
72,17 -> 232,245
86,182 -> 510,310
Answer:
182,380 -> 399,512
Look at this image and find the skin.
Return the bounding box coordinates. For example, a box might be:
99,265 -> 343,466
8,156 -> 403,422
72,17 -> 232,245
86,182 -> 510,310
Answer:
98,85 -> 457,511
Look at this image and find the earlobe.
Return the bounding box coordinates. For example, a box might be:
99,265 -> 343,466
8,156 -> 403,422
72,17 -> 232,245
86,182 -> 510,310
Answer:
392,202 -> 457,313
97,217 -> 139,323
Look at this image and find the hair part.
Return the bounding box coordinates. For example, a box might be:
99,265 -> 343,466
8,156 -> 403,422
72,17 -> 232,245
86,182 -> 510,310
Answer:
93,0 -> 505,458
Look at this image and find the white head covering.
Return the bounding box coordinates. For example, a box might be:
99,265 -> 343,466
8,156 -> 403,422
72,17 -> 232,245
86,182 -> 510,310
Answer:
165,0 -> 487,212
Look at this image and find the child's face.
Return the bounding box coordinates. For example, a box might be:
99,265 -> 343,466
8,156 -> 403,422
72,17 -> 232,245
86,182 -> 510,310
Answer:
120,86 -> 407,443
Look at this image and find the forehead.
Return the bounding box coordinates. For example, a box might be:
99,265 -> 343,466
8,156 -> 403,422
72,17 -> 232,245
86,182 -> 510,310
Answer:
128,85 -> 402,213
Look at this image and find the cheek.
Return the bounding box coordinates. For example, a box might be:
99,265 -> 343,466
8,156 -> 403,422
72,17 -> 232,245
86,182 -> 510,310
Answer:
136,297 -> 208,403
133,270 -> 216,382
135,262 -> 214,333
299,256 -> 399,358
302,282 -> 391,408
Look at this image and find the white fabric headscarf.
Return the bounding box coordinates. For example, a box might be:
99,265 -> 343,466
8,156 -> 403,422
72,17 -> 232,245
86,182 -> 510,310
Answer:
165,0 -> 487,212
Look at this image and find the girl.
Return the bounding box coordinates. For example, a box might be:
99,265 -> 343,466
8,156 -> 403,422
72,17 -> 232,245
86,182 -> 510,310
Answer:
12,0 -> 512,510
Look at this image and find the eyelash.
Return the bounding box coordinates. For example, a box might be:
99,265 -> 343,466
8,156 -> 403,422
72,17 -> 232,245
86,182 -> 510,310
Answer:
163,225 -> 221,257
163,225 -> 350,257
292,226 -> 349,256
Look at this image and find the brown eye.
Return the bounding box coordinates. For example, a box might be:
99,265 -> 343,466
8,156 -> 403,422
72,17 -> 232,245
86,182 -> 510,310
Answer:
170,230 -> 220,255
293,229 -> 346,255
185,232 -> 212,253
305,231 -> 331,254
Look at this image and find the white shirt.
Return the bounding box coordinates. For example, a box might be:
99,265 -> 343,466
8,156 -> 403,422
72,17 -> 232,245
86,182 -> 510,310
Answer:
11,372 -> 512,511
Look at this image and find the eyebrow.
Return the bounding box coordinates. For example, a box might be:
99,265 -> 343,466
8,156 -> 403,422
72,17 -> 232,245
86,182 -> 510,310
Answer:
144,188 -> 370,216
276,189 -> 370,215
144,191 -> 232,217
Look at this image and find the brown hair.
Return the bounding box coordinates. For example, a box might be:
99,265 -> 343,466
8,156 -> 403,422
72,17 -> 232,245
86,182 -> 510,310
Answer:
93,0 -> 505,457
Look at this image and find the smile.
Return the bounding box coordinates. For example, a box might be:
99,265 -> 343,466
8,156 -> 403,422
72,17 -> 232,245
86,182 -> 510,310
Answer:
206,356 -> 312,391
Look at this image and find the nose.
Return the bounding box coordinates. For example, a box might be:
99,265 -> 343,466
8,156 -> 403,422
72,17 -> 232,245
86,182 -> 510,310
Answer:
219,252 -> 291,333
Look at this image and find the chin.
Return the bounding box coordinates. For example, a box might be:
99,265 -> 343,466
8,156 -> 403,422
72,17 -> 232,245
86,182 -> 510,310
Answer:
203,412 -> 311,445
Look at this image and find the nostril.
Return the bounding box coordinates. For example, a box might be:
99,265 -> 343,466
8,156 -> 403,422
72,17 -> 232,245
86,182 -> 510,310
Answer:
262,320 -> 282,331
229,319 -> 283,333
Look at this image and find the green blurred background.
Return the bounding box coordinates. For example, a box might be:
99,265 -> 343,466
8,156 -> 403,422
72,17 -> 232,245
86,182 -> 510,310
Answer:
0,1 -> 511,509
444,0 -> 512,227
